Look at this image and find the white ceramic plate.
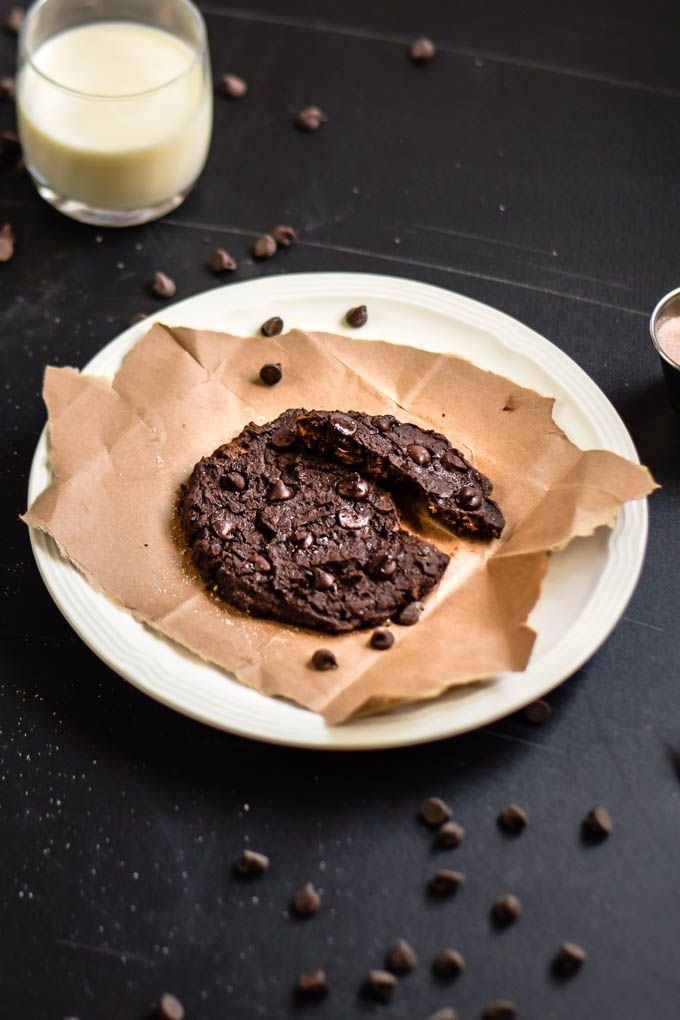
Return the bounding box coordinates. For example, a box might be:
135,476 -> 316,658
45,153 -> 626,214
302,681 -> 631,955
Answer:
27,272 -> 647,749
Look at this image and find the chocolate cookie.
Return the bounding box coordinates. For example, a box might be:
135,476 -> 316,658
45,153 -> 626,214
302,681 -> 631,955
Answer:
296,411 -> 504,539
180,410 -> 449,633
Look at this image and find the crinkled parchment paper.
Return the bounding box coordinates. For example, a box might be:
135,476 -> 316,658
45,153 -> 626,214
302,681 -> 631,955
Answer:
23,325 -> 656,723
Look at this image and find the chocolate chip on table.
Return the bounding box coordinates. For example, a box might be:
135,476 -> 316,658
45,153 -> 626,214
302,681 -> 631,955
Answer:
432,948 -> 465,980
582,805 -> 613,840
497,804 -> 528,835
252,233 -> 277,259
409,35 -> 436,62
407,443 -> 431,466
294,968 -> 328,999
492,893 -> 522,926
4,6 -> 24,33
385,938 -> 418,974
482,1001 -> 517,1020
233,849 -> 270,877
396,601 -> 423,626
428,869 -> 464,897
272,224 -> 297,247
295,105 -> 328,132
524,698 -> 551,724
364,969 -> 397,1002
149,271 -> 176,299
552,941 -> 586,977
370,628 -> 394,651
436,821 -> 465,848
259,362 -> 283,386
261,316 -> 283,337
420,796 -> 452,827
209,247 -> 237,272
291,882 -> 321,916
0,222 -> 14,262
269,478 -> 292,500
429,1010 -> 459,1020
0,76 -> 15,100
156,993 -> 185,1020
220,72 -> 247,98
345,304 -> 368,328
310,649 -> 337,672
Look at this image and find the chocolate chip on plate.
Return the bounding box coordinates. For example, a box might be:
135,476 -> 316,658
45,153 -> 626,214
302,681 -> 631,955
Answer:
294,968 -> 328,999
420,797 -> 452,827
261,316 -> 284,337
149,271 -> 176,299
220,72 -> 247,98
295,105 -> 328,132
582,805 -> 613,840
429,1010 -> 459,1020
432,948 -> 464,980
385,938 -> 418,974
497,804 -> 528,835
291,882 -> 321,916
409,35 -> 436,62
272,224 -> 297,247
269,478 -> 292,500
0,76 -> 14,100
156,993 -> 185,1020
0,223 -> 14,262
552,941 -> 586,977
524,698 -> 551,724
252,233 -> 277,259
492,893 -> 522,926
364,970 -> 397,1002
345,304 -> 368,328
482,1000 -> 517,1020
233,849 -> 270,877
428,869 -> 464,897
370,629 -> 394,651
436,821 -> 465,848
396,601 -> 423,626
310,649 -> 337,671
209,247 -> 237,272
4,6 -> 24,33
259,362 -> 283,385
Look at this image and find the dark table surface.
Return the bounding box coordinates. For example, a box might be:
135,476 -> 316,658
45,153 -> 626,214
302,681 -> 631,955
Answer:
2,2 -> 680,1018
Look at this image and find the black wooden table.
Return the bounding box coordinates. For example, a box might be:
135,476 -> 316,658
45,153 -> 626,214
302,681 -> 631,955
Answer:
2,2 -> 680,1018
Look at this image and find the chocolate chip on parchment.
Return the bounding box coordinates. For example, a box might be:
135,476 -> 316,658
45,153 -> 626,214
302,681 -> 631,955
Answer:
370,629 -> 394,651
420,797 -> 452,827
220,72 -> 247,98
295,105 -> 328,132
252,233 -> 277,259
294,968 -> 328,999
364,970 -> 397,1002
429,1010 -> 459,1020
458,485 -> 482,510
269,478 -> 292,500
524,698 -> 551,724
552,941 -> 586,977
428,869 -> 464,898
233,849 -> 270,877
149,271 -> 176,299
497,804 -> 528,835
396,601 -> 423,626
436,821 -> 465,848
385,938 -> 417,974
260,362 -> 283,386
310,649 -> 337,672
261,316 -> 283,337
582,805 -> 613,840
0,222 -> 14,262
0,76 -> 14,100
209,247 -> 237,272
291,882 -> 322,916
482,1001 -> 517,1020
407,444 -> 431,466
432,948 -> 464,980
156,993 -> 185,1020
409,35 -> 436,62
4,6 -> 24,33
272,224 -> 297,247
492,893 -> 522,926
345,304 -> 368,328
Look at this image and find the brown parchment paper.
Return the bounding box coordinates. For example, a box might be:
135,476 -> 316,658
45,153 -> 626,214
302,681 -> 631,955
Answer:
23,325 -> 656,723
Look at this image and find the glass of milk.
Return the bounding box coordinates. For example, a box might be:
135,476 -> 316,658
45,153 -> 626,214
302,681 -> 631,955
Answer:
16,0 -> 213,226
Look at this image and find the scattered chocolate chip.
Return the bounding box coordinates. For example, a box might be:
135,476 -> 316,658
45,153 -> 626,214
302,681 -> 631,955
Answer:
370,553 -> 397,579
156,993 -> 185,1020
428,869 -> 464,897
436,821 -> 465,848
313,568 -> 335,591
524,698 -> 552,724
364,970 -> 397,1002
291,882 -> 321,916
272,224 -> 297,247
149,271 -> 176,299
294,968 -> 328,999
420,796 -> 452,827
492,893 -> 522,926
370,629 -> 394,651
0,129 -> 21,168
261,316 -> 284,337
373,414 -> 396,432
385,938 -> 417,974
209,247 -> 237,272
233,849 -> 270,877
0,222 -> 14,262
328,411 -> 357,436
582,805 -> 613,840
407,444 -> 431,466
396,601 -> 423,626
260,362 -> 283,386
409,35 -> 436,62
130,312 -> 147,325
252,233 -> 277,259
458,485 -> 482,510
337,473 -> 369,499
310,649 -> 337,672
429,1010 -> 459,1020
269,478 -> 292,500
432,948 -> 464,980
295,105 -> 328,132
226,471 -> 246,492
4,6 -> 23,33
497,804 -> 528,835
442,452 -> 467,471
0,76 -> 15,100
482,1001 -> 517,1020
552,941 -> 586,977
220,72 -> 247,98
345,304 -> 368,328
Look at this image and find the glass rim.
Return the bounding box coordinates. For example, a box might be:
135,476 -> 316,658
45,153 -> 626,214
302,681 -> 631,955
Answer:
18,0 -> 208,100
650,285 -> 680,370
